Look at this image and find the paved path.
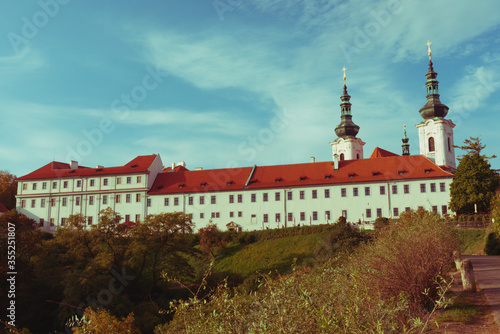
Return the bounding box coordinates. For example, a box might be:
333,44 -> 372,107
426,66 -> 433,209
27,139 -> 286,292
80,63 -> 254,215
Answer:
464,255 -> 500,329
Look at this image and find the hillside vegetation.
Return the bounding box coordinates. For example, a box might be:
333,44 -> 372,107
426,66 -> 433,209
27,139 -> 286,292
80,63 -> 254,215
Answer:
158,210 -> 457,333
2,210 -> 461,333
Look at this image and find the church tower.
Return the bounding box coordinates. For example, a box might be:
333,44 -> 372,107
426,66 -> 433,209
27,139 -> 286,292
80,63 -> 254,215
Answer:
330,67 -> 365,161
415,42 -> 456,169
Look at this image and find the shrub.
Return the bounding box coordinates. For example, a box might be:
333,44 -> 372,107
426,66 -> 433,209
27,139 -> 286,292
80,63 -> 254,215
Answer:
41,232 -> 54,240
237,232 -> 257,245
491,196 -> 500,235
69,307 -> 140,334
359,209 -> 457,313
156,259 -> 415,334
199,224 -> 227,257
374,216 -> 390,230
484,232 -> 500,255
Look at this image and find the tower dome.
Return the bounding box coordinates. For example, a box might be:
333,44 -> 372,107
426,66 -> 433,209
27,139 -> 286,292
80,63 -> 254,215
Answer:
334,84 -> 360,138
416,41 -> 456,170
330,67 -> 365,161
418,41 -> 449,119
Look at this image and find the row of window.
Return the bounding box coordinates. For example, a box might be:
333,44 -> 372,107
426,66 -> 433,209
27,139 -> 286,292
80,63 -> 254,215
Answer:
41,213 -> 143,227
185,205 -> 449,222
40,216 -> 94,227
21,193 -> 145,208
22,176 -> 143,191
40,205 -> 449,228
23,182 -> 448,209
160,183 -> 447,206
342,183 -> 446,197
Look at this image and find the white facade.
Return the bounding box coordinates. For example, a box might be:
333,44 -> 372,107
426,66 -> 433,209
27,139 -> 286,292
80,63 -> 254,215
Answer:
148,178 -> 452,231
416,118 -> 456,169
330,137 -> 365,161
16,155 -> 163,232
16,152 -> 454,233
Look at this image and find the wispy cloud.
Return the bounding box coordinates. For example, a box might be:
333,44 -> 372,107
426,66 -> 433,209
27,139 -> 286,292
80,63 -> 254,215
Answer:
448,58 -> 500,126
0,48 -> 45,74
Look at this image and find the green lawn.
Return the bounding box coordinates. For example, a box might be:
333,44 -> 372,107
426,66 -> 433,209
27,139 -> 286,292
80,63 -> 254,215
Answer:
453,228 -> 487,255
214,233 -> 328,277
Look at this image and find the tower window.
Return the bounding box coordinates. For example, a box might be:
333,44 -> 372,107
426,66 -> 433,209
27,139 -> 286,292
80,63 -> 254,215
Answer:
340,153 -> 345,161
448,137 -> 451,152
428,137 -> 435,152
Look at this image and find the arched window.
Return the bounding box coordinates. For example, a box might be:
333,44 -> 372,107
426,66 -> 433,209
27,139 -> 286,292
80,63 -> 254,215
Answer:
448,137 -> 451,152
340,153 -> 345,161
356,153 -> 360,160
428,137 -> 435,152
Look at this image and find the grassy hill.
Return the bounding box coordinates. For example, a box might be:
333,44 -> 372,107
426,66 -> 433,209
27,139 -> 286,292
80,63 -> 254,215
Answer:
214,233 -> 328,277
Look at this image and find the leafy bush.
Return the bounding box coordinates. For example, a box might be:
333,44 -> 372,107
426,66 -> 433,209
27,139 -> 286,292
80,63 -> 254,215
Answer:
69,307 -> 140,334
374,216 -> 390,230
484,232 -> 500,255
491,196 -> 500,235
358,209 -> 457,313
157,209 -> 456,333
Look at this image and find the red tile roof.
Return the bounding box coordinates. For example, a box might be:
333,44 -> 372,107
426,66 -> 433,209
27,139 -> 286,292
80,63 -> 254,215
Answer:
149,151 -> 453,195
149,166 -> 254,195
369,147 -> 399,158
0,203 -> 9,213
18,155 -> 159,180
163,165 -> 189,173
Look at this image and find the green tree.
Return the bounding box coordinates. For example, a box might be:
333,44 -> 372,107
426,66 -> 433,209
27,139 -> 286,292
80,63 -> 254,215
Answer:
130,212 -> 195,296
450,137 -> 499,214
0,170 -> 17,210
198,223 -> 226,258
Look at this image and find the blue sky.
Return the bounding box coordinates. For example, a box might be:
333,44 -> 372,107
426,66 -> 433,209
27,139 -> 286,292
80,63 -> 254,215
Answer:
1,0 -> 499,177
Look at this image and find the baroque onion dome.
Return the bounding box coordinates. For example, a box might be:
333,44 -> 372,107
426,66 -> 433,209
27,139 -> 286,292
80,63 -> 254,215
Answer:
335,68 -> 360,138
419,42 -> 449,119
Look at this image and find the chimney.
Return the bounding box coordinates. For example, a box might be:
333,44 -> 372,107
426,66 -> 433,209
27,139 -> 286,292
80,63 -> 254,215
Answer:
70,161 -> 78,170
311,156 -> 316,163
177,161 -> 186,167
333,154 -> 339,171
171,162 -> 175,170
195,167 -> 203,171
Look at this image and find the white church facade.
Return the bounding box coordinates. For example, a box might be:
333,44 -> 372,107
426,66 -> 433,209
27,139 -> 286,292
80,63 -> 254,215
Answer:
16,48 -> 457,232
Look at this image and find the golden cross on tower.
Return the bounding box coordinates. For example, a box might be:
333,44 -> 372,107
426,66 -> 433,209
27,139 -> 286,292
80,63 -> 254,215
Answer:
342,66 -> 347,84
426,40 -> 432,60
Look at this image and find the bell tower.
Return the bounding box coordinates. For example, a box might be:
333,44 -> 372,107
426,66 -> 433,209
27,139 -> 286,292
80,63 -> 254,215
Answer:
415,41 -> 456,169
330,67 -> 365,161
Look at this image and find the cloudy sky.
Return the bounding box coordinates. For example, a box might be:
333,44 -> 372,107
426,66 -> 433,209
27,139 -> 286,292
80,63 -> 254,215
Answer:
1,0 -> 499,177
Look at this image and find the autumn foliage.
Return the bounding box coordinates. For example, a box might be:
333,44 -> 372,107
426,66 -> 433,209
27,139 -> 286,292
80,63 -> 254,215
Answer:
198,224 -> 227,257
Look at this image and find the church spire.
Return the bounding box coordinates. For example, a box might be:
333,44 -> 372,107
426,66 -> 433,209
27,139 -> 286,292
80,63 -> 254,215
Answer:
418,41 -> 449,119
415,41 -> 456,169
335,66 -> 360,138
402,125 -> 410,156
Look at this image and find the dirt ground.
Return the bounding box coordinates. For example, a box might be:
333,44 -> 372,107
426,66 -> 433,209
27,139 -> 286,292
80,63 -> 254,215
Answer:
428,271 -> 500,334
